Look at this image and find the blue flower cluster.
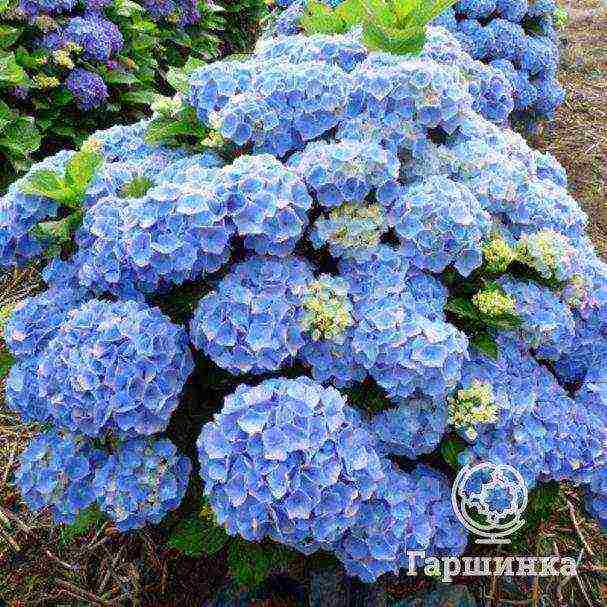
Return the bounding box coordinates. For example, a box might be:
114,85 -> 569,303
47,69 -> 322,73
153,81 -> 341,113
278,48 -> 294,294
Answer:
37,299 -> 193,437
270,0 -> 563,125
93,437 -> 192,531
14,0 -> 212,111
334,464 -> 468,581
15,430 -> 106,524
190,256 -> 313,374
198,377 -> 466,575
10,294 -> 193,529
15,431 -> 191,530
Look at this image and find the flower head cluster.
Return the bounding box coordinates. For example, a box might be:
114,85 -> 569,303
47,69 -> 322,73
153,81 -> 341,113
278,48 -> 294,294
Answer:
77,178 -> 234,296
198,378 -> 385,552
15,430 -> 106,524
214,154 -> 312,256
289,140 -> 400,209
390,177 -> 492,277
497,276 -> 575,360
190,257 -> 314,374
333,464 -> 468,582
65,68 -> 109,110
483,234 -> 516,273
371,397 -> 448,459
93,437 -> 192,531
448,380 -> 499,441
472,285 -> 516,317
37,299 -> 193,438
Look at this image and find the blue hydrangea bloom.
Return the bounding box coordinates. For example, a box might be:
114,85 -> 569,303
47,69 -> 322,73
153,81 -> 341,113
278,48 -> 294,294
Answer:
0,151 -> 73,268
215,154 -> 312,256
63,13 -> 123,62
289,140 -> 400,209
93,437 -> 191,531
37,299 -> 194,437
255,33 -> 368,73
352,295 -> 469,400
66,68 -> 109,111
218,61 -> 353,157
76,180 -> 233,296
390,177 -> 491,276
496,276 -> 575,360
190,256 -> 313,374
15,430 -> 106,524
3,287 -> 84,359
5,357 -> 51,423
198,377 -> 385,553
334,464 -> 468,582
371,397 -> 448,459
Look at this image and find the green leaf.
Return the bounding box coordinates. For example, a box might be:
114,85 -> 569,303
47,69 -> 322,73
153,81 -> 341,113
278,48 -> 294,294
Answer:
0,117 -> 41,159
20,169 -> 74,204
60,505 -> 106,544
33,211 -> 83,245
301,0 -> 348,35
0,51 -> 29,87
362,20 -> 426,55
440,435 -> 467,469
0,26 -> 22,50
227,540 -> 295,589
0,349 -> 14,381
470,332 -> 499,359
64,143 -> 104,203
103,70 -> 140,86
168,516 -> 229,557
444,297 -> 482,322
0,99 -> 13,133
121,89 -> 157,106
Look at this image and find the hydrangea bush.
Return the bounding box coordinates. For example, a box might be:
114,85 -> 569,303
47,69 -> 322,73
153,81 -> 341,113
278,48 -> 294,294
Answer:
271,0 -> 565,128
2,1 -> 606,585
0,0 -> 265,185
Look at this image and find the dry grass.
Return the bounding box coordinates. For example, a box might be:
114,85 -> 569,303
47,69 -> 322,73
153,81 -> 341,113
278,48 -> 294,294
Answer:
534,0 -> 607,257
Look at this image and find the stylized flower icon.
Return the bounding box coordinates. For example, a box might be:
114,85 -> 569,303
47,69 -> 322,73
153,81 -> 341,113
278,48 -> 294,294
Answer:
452,462 -> 528,544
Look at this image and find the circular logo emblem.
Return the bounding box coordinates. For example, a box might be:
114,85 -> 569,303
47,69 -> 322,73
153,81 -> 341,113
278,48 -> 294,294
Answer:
451,462 -> 528,544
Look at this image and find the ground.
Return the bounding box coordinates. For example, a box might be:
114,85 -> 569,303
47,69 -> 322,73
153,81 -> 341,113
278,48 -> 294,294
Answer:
0,2 -> 606,605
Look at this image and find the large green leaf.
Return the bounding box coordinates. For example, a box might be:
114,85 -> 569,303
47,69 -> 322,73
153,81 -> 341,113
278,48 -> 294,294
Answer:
168,516 -> 229,557
0,51 -> 29,87
64,144 -> 104,203
0,117 -> 41,159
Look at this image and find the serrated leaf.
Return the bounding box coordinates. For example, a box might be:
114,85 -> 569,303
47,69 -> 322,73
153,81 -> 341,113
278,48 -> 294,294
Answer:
441,435 -> 467,468
0,116 -> 40,159
301,0 -> 348,35
64,144 -> 104,204
20,169 -> 74,204
363,20 -> 426,55
0,99 -> 13,133
471,332 -> 499,359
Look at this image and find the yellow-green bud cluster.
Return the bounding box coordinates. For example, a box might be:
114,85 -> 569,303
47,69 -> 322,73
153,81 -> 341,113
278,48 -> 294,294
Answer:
33,74 -> 60,89
472,287 -> 516,317
482,235 -> 515,274
448,380 -> 499,441
151,94 -> 183,118
330,203 -> 384,249
301,276 -> 354,343
516,229 -> 574,281
53,49 -> 74,70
